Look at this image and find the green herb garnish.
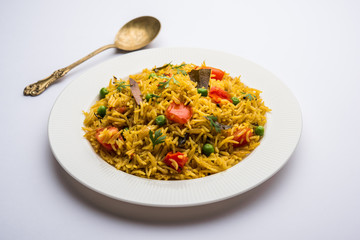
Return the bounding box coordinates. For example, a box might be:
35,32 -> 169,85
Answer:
149,129 -> 166,149
242,93 -> 256,101
173,64 -> 187,75
148,73 -> 158,79
172,77 -> 180,85
157,75 -> 180,89
116,81 -> 130,92
205,115 -> 231,133
177,69 -> 187,75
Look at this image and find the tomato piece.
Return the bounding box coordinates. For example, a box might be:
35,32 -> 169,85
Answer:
209,86 -> 231,103
208,67 -> 225,80
198,66 -> 224,80
114,106 -> 127,114
165,102 -> 193,124
232,128 -> 253,147
163,152 -> 189,172
95,127 -> 119,151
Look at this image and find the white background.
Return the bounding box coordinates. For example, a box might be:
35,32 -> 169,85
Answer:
1,0 -> 359,239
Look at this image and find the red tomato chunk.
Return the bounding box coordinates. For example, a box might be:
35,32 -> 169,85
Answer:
95,127 -> 119,151
209,86 -> 231,103
114,106 -> 127,114
163,152 -> 189,172
197,66 -> 225,80
165,102 -> 193,124
232,128 -> 253,147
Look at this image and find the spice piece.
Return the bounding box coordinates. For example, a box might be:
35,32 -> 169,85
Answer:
189,69 -> 211,89
153,62 -> 171,73
197,66 -> 225,80
205,115 -> 231,133
177,133 -> 189,147
129,78 -> 143,105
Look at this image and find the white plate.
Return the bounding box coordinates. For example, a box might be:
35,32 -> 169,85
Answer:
49,47 -> 302,207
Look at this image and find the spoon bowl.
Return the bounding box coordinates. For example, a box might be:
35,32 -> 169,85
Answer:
24,16 -> 161,96
115,16 -> 161,51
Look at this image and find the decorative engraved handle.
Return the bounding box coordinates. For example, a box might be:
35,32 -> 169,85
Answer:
24,44 -> 116,96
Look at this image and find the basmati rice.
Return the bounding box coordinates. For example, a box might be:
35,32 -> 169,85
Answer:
83,62 -> 270,180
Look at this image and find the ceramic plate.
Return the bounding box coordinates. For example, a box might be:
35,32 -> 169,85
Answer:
48,47 -> 302,207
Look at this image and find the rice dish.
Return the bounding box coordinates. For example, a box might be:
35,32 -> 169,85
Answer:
83,62 -> 270,180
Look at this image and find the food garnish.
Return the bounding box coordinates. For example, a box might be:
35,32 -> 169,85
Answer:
157,75 -> 180,89
242,93 -> 256,101
205,115 -> 231,133
116,81 -> 130,92
149,129 -> 166,149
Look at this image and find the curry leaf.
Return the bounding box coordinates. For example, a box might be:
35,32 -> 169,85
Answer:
153,62 -> 172,73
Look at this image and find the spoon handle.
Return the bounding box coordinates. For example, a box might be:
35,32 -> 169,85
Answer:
23,43 -> 116,96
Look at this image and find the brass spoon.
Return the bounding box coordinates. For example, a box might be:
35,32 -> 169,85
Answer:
24,16 -> 161,96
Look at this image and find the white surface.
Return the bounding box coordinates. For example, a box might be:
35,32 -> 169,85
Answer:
1,0 -> 359,239
49,47 -> 302,207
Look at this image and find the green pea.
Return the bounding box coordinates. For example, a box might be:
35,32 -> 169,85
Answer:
97,105 -> 107,118
255,126 -> 264,136
232,96 -> 240,106
197,88 -> 208,97
155,115 -> 166,126
123,127 -> 129,131
203,143 -> 215,156
99,87 -> 109,99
